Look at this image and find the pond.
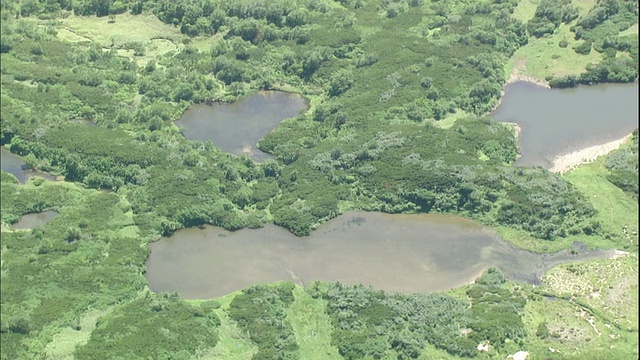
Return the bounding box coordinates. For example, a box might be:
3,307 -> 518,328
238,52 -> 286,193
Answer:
175,91 -> 309,162
12,211 -> 59,230
146,211 -> 616,299
491,81 -> 638,169
1,147 -> 56,184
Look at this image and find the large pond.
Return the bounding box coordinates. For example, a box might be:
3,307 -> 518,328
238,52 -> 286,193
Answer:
1,147 -> 55,183
146,211 -> 616,299
175,91 -> 309,162
491,81 -> 638,168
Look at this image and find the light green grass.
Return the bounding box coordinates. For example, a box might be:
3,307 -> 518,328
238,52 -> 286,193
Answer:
55,28 -> 92,43
287,285 -> 342,360
521,253 -> 639,359
429,110 -> 471,129
60,13 -> 185,47
573,0 -> 598,17
418,343 -> 471,359
506,0 -> 603,82
542,254 -> 638,331
494,226 -> 585,253
522,297 -> 611,358
56,13 -> 188,66
495,131 -> 637,254
619,23 -> 638,37
505,24 -> 602,82
188,34 -> 225,54
511,0 -> 539,23
118,225 -> 139,238
563,153 -> 639,250
43,308 -> 113,360
189,293 -> 257,360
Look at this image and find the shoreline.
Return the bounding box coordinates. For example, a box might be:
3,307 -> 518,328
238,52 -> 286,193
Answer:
489,59 -> 551,115
548,133 -> 633,174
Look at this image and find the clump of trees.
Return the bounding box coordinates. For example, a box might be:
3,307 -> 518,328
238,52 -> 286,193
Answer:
549,57 -> 637,87
527,0 -> 578,37
309,268 -> 528,359
228,283 -> 299,359
605,129 -> 638,198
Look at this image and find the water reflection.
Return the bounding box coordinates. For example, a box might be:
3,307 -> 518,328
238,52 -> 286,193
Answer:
1,147 -> 56,184
175,91 -> 309,162
492,81 -> 638,168
146,211 -> 615,299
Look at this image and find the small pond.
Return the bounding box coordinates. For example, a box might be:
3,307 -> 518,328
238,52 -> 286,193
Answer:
1,147 -> 56,184
175,91 -> 309,162
12,211 -> 59,230
491,81 -> 638,168
146,211 -> 616,299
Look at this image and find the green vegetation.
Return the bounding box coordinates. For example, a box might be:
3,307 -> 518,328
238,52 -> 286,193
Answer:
74,293 -> 220,360
2,0 -> 635,241
507,0 -> 637,83
0,180 -> 219,359
227,283 -> 299,359
604,130 -> 639,199
1,0 -> 638,359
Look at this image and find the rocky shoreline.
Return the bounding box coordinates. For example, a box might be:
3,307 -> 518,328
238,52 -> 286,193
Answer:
494,61 -> 635,174
548,133 -> 633,174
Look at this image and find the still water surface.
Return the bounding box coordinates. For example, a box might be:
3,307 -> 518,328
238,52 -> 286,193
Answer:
1,147 -> 55,183
146,211 -> 614,299
491,81 -> 638,168
12,211 -> 58,229
175,91 -> 309,162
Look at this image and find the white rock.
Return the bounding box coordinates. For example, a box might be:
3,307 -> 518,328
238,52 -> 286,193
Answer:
507,351 -> 529,360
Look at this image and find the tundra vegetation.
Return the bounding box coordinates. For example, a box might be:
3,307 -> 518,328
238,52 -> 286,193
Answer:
1,0 -> 638,359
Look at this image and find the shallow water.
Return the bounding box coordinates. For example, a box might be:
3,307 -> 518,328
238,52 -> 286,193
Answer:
491,81 -> 638,168
175,91 -> 309,162
146,211 -> 614,299
12,211 -> 59,229
1,147 -> 55,184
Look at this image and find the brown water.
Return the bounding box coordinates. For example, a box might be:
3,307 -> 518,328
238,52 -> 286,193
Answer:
12,211 -> 59,229
1,147 -> 56,184
491,81 -> 639,168
146,211 -> 615,299
175,91 -> 309,162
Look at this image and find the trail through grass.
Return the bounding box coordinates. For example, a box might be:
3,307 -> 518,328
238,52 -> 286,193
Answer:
287,286 -> 342,360
191,294 -> 257,360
